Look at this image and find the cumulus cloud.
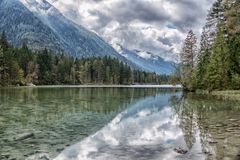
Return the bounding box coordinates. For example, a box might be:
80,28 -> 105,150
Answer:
48,0 -> 215,62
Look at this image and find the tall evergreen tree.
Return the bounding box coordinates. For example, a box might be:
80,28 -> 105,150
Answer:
224,0 -> 240,36
180,30 -> 198,91
0,45 -> 4,86
0,32 -> 9,51
207,25 -> 230,90
195,27 -> 211,88
204,0 -> 224,47
224,0 -> 240,88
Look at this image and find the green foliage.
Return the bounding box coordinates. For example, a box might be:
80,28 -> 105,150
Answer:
195,49 -> 211,89
224,0 -> 240,36
206,26 -> 231,90
231,74 -> 240,89
180,0 -> 240,91
180,30 -> 198,91
0,33 -> 171,86
169,64 -> 182,85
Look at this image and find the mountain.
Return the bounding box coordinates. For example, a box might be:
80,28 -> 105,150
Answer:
0,0 -> 174,74
0,0 -> 120,58
113,44 -> 175,75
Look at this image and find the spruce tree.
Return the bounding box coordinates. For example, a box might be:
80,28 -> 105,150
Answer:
224,0 -> 240,88
204,0 -> 224,47
207,25 -> 230,90
180,30 -> 198,91
0,45 -> 4,86
195,27 -> 211,88
0,32 -> 9,51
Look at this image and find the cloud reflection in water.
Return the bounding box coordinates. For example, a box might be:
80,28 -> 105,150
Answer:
55,92 -> 205,160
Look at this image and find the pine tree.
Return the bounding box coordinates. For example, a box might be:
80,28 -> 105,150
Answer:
18,42 -> 33,75
195,27 -> 211,88
207,25 -> 230,90
224,0 -> 240,89
37,49 -> 53,84
0,32 -> 9,51
0,45 -> 4,86
9,61 -> 25,85
180,30 -> 198,91
0,45 -> 10,86
224,0 -> 240,36
204,0 -> 224,47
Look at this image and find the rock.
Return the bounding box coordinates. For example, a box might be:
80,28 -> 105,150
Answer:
1,153 -> 10,159
174,147 -> 188,154
232,123 -> 239,127
56,147 -> 64,152
209,141 -> 218,144
14,133 -> 34,141
215,136 -> 225,139
26,83 -> 36,87
216,124 -> 223,127
26,153 -> 50,160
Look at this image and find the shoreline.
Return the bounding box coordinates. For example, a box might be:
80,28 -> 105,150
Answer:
1,84 -> 182,89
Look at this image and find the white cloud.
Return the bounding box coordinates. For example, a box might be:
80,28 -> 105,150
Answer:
47,0 -> 215,62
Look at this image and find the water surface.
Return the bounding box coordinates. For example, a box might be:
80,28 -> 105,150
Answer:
0,87 -> 240,160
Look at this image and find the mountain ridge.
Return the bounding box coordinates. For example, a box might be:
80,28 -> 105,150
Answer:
113,43 -> 175,75
0,0 -> 120,58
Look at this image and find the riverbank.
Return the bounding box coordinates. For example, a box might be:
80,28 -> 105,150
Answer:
196,90 -> 240,101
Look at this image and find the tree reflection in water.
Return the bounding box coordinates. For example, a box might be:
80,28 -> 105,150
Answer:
170,93 -> 240,160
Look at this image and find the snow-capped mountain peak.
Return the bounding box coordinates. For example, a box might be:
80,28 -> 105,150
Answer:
111,43 -> 175,75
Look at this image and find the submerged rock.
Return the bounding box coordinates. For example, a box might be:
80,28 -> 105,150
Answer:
1,153 -> 10,159
14,133 -> 34,141
26,153 -> 50,160
174,147 -> 188,154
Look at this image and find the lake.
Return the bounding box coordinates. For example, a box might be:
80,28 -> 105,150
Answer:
0,87 -> 240,160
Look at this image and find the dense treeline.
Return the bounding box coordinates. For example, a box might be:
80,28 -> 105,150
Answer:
179,0 -> 240,91
0,33 -> 170,86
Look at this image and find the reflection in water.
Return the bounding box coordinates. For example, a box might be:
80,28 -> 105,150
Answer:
1,88 -> 240,160
55,92 -> 240,160
55,92 -> 194,160
0,87 -> 174,160
172,94 -> 240,160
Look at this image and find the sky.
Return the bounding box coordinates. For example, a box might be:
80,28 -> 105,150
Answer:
48,0 -> 215,62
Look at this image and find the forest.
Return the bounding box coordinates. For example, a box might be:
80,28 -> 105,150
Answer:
0,33 -> 170,86
179,0 -> 240,91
